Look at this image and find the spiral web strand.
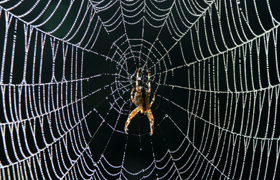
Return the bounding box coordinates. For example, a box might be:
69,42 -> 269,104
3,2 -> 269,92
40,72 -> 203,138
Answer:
0,0 -> 280,179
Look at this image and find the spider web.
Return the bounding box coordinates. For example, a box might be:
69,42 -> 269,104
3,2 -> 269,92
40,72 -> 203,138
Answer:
0,0 -> 280,179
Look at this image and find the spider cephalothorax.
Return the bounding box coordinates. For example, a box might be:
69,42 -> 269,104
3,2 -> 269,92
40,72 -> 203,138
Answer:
124,68 -> 155,135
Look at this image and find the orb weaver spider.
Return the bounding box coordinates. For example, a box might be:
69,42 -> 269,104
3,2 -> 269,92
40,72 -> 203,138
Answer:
124,68 -> 155,135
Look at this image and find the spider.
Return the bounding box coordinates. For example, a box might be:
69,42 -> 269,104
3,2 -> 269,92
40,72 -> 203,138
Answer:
124,68 -> 155,135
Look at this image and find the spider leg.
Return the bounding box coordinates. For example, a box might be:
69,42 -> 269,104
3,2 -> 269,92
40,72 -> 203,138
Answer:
130,88 -> 137,104
147,109 -> 154,135
147,69 -> 151,94
124,107 -> 141,134
150,94 -> 155,107
136,68 -> 140,93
